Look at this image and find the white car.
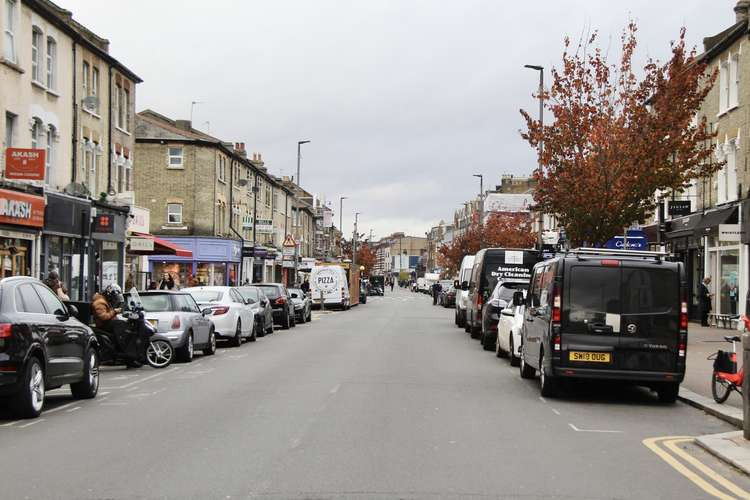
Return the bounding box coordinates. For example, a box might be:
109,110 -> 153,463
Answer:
495,293 -> 525,366
455,254 -> 475,327
183,286 -> 256,347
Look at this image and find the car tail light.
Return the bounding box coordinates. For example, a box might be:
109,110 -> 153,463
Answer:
275,297 -> 287,305
211,306 -> 230,315
551,283 -> 561,324
477,293 -> 484,309
678,333 -> 687,358
680,289 -> 688,331
553,333 -> 561,351
171,316 -> 181,329
0,324 -> 11,338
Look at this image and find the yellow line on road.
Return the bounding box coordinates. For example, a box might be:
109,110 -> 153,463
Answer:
643,436 -> 747,500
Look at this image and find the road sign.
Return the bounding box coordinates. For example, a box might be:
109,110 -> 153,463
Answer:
283,234 -> 297,247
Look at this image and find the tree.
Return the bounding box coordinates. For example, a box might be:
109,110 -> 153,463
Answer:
342,240 -> 377,276
437,212 -> 537,276
520,23 -> 720,246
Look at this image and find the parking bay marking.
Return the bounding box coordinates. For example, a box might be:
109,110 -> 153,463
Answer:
18,419 -> 44,428
568,423 -> 623,433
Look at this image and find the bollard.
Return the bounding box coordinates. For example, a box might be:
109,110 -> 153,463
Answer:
744,332 -> 750,440
320,290 -> 325,312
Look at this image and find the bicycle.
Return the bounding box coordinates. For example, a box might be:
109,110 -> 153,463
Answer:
709,317 -> 747,403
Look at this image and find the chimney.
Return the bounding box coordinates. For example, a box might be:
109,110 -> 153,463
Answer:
175,119 -> 191,131
240,142 -> 245,151
736,0 -> 750,22
252,153 -> 257,161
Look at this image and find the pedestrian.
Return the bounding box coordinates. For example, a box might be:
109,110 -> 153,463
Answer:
148,281 -> 158,290
390,279 -> 394,292
300,279 -> 310,293
159,272 -> 175,290
432,282 -> 442,305
699,276 -> 713,327
44,270 -> 70,301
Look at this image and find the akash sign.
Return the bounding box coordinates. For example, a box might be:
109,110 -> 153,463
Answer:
0,189 -> 44,228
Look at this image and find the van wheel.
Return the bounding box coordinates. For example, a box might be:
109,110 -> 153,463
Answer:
539,350 -> 559,397
519,345 -> 535,379
509,336 -> 520,367
657,382 -> 680,404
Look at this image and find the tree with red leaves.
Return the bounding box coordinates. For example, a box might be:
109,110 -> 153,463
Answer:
343,240 -> 378,276
520,23 -> 720,246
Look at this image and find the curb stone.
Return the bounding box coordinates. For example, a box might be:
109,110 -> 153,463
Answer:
678,387 -> 743,428
695,431 -> 750,476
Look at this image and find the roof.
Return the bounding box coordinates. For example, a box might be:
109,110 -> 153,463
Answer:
136,110 -> 222,142
700,20 -> 748,64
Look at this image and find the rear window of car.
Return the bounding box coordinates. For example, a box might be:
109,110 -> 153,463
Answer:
139,294 -> 174,312
190,290 -> 224,303
256,285 -> 281,299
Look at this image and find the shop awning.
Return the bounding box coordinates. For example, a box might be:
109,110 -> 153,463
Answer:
665,213 -> 703,239
128,232 -> 193,257
693,205 -> 738,237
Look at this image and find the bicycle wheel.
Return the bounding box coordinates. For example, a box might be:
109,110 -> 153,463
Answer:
712,373 -> 732,403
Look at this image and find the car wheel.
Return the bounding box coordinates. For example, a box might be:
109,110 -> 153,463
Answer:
267,318 -> 274,335
283,312 -> 291,330
257,319 -> 266,338
482,331 -> 495,351
539,350 -> 559,397
306,309 -> 312,322
249,322 -> 257,342
10,356 -> 45,418
495,333 -> 506,359
203,329 -> 217,355
509,335 -> 520,367
657,382 -> 680,404
470,324 -> 481,340
519,344 -> 535,379
71,348 -> 100,399
231,320 -> 243,347
177,332 -> 194,362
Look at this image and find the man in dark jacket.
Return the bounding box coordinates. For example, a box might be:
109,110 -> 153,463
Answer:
432,282 -> 442,305
699,276 -> 713,326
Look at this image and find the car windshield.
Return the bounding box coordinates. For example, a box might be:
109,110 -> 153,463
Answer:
189,290 -> 224,303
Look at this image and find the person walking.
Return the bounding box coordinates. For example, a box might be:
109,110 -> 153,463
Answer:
699,276 -> 713,327
390,280 -> 394,292
432,281 -> 442,305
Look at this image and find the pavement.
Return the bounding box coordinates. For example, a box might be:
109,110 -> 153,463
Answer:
3,287 -> 750,499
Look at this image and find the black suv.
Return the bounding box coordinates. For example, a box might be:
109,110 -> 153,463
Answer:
0,277 -> 100,418
255,283 -> 296,329
519,248 -> 686,403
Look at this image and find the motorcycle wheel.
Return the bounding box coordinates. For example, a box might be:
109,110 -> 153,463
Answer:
146,339 -> 174,368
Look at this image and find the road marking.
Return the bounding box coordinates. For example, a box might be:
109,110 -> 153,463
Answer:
551,408 -> 560,415
19,419 -> 44,428
117,366 -> 180,390
643,437 -> 740,500
43,402 -> 77,414
329,384 -> 341,394
538,396 -> 547,404
65,406 -> 82,413
227,354 -> 248,360
100,402 -> 128,406
568,423 -> 622,433
0,420 -> 20,427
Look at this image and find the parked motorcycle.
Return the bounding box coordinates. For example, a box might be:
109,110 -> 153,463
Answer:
95,288 -> 174,369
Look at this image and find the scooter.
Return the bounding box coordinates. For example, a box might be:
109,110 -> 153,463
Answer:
95,288 -> 174,369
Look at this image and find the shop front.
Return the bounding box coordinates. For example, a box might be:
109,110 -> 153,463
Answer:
665,212 -> 705,320
41,192 -> 90,301
0,187 -> 44,281
91,201 -> 129,296
148,237 -> 242,288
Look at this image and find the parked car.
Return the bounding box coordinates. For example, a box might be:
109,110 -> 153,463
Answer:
465,248 -> 540,339
480,280 -> 529,352
127,291 -> 216,362
236,286 -> 274,336
440,284 -> 456,308
519,248 -> 686,403
183,286 -> 256,346
455,255 -> 475,327
289,288 -> 312,323
495,290 -> 526,366
0,277 -> 100,418
255,283 -> 296,329
436,279 -> 453,305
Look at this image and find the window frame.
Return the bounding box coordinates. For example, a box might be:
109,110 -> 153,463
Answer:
31,27 -> 42,84
4,0 -> 17,63
45,125 -> 54,184
45,36 -> 56,90
82,61 -> 89,100
167,203 -> 183,224
123,87 -> 130,131
167,146 -> 183,168
4,111 -> 15,148
30,118 -> 42,149
91,66 -> 99,113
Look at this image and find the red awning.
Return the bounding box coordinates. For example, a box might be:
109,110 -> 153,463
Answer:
129,232 -> 193,258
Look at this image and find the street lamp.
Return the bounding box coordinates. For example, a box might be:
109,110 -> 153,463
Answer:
473,173 -> 484,248
296,140 -> 311,186
352,212 -> 360,269
339,196 -> 348,235
524,64 -> 544,248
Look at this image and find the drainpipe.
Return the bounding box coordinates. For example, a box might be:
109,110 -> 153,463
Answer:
107,65 -> 113,195
71,42 -> 78,182
228,157 -> 244,284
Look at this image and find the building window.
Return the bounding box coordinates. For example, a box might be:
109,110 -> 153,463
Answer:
31,118 -> 42,149
218,156 -> 226,182
31,28 -> 42,83
123,88 -> 130,131
125,161 -> 132,191
117,158 -> 125,193
167,203 -> 182,224
91,67 -> 99,113
4,0 -> 17,62
116,85 -> 126,130
730,54 -> 740,109
168,146 -> 183,167
265,185 -> 271,207
717,140 -> 738,204
82,61 -> 89,98
4,112 -> 15,148
45,125 -> 55,184
45,37 -> 56,89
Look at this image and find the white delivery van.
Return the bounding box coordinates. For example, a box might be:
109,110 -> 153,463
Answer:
455,254 -> 475,327
310,265 -> 351,310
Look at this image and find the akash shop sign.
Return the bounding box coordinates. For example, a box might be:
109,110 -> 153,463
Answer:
0,189 -> 44,228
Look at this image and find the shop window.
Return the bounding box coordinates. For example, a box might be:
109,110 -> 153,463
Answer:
196,262 -> 227,286
168,146 -> 183,168
167,203 -> 182,224
719,249 -> 739,315
152,262 -> 192,289
100,242 -> 120,289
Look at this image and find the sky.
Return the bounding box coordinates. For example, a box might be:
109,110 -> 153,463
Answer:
58,0 -> 733,241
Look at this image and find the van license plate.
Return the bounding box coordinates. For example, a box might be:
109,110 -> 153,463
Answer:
569,351 -> 611,363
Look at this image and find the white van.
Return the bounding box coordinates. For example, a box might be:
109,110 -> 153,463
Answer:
455,254 -> 475,327
310,265 -> 351,310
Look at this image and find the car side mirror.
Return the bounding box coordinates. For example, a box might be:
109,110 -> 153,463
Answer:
291,293 -> 298,299
513,291 -> 524,307
66,304 -> 79,319
454,280 -> 460,288
202,308 -> 213,316
461,281 -> 468,291
54,307 -> 69,318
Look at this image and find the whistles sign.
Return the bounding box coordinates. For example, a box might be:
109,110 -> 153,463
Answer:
0,189 -> 45,228
4,148 -> 46,181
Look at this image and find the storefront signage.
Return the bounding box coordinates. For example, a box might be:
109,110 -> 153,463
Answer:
0,188 -> 44,228
255,219 -> 273,234
4,148 -> 45,181
719,224 -> 743,242
94,214 -> 114,233
129,237 -> 154,252
127,206 -> 150,234
668,200 -> 691,217
282,260 -> 295,268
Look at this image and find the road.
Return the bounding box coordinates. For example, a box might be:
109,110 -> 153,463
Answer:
2,287 -> 750,499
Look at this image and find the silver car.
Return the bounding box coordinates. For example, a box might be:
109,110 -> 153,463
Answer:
237,286 -> 274,336
289,288 -> 312,323
129,291 -> 216,362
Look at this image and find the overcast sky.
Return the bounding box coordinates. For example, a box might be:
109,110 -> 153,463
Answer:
59,0 -> 733,240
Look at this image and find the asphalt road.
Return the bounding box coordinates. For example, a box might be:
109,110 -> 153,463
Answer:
2,287 -> 750,499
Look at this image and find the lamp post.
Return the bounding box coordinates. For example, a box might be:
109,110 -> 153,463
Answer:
352,212 -> 360,269
296,140 -> 310,187
339,196 -> 348,245
473,173 -> 483,248
525,64 -> 544,248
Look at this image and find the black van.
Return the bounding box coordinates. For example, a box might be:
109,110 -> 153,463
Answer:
518,248 -> 686,402
464,248 -> 541,339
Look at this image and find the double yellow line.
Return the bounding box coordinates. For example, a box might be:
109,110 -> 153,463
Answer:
643,436 -> 750,499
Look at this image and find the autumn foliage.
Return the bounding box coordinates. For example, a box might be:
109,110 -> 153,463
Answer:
520,23 -> 720,246
437,212 -> 537,276
343,240 -> 378,276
